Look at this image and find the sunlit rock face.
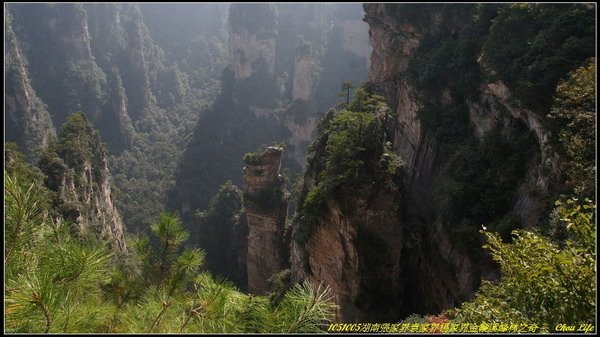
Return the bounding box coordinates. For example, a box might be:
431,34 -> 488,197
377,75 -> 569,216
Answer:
292,50 -> 315,102
228,4 -> 277,81
39,116 -> 127,253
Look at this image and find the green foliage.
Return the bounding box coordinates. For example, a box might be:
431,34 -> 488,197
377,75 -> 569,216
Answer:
267,269 -> 292,305
400,3 -> 594,269
437,123 -> 536,249
35,113 -> 120,237
402,6 -> 542,250
146,212 -> 191,285
547,58 -> 596,200
294,186 -> 327,243
320,111 -> 383,189
58,113 -> 103,166
337,81 -> 355,107
347,88 -> 394,118
5,142 -> 54,208
294,89 -> 404,243
194,181 -> 247,288
243,151 -> 262,165
169,67 -> 298,226
271,282 -> 338,333
400,313 -> 429,324
405,5 -> 496,150
481,4 -> 595,111
5,171 -> 337,333
4,173 -> 50,279
242,147 -> 288,212
247,182 -> 285,210
5,173 -> 114,333
449,198 -> 596,330
406,5 -> 495,96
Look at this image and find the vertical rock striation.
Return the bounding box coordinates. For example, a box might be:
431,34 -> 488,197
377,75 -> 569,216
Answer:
290,189 -> 404,322
291,44 -> 315,102
291,3 -> 581,322
228,4 -> 277,81
243,147 -> 289,294
5,9 -> 56,161
39,114 -> 127,252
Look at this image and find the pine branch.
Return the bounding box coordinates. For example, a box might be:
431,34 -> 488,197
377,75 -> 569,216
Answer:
178,301 -> 202,333
32,293 -> 52,333
148,301 -> 171,333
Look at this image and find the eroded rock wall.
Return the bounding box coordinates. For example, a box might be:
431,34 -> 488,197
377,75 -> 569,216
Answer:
244,147 -> 289,294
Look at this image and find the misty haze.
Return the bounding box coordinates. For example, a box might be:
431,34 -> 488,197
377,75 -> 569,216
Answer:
4,2 -> 596,334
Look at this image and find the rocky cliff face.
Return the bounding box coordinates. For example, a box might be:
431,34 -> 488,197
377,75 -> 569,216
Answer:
243,147 -> 289,295
170,4 -> 371,221
5,2 -> 232,235
9,4 -> 106,127
363,4 -> 558,226
366,3 -> 563,315
5,9 -> 56,161
5,3 -> 188,155
290,189 -> 404,322
289,103 -> 407,322
39,114 -> 127,252
290,4 -> 572,322
292,47 -> 315,102
228,4 -> 277,81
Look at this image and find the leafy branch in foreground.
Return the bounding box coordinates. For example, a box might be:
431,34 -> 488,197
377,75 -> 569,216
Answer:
5,157 -> 337,333
448,198 -> 596,331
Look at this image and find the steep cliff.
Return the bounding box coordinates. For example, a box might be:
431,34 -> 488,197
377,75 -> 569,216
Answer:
5,9 -> 56,161
38,113 -> 127,252
291,43 -> 315,102
290,96 -> 406,322
243,147 -> 290,295
6,3 -> 164,152
365,4 -> 595,315
9,4 -> 107,129
229,4 -> 277,82
291,3 -> 594,322
5,3 -> 223,154
171,4 -> 371,222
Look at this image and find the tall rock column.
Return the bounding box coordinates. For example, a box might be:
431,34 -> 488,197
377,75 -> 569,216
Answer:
5,9 -> 56,161
291,43 -> 314,102
228,4 -> 277,81
39,113 -> 127,253
243,146 -> 289,294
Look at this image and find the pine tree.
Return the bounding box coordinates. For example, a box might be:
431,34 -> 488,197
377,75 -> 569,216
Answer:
337,81 -> 355,107
5,147 -> 338,333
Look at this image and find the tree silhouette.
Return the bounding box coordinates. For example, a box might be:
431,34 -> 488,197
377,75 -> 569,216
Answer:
337,81 -> 355,107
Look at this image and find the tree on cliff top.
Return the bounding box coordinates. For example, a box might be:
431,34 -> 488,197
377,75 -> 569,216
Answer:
337,81 -> 355,107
